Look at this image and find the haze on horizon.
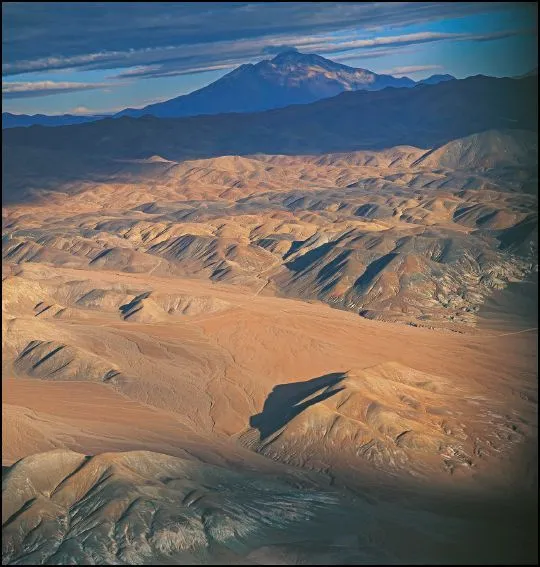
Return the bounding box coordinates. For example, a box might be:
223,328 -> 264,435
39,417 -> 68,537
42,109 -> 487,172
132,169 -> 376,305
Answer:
2,1 -> 538,115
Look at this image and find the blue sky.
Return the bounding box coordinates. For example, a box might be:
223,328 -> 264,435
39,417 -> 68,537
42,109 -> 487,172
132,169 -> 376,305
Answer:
2,2 -> 537,115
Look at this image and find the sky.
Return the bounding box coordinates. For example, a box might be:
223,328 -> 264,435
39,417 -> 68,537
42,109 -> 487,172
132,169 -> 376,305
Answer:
2,2 -> 538,115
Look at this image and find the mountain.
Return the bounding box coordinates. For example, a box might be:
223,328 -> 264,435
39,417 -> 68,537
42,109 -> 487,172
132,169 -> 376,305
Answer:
0,52 -> 473,129
2,449 -> 351,565
418,73 -> 456,85
4,76 -> 536,186
413,129 -> 538,169
2,112 -> 106,129
1,49 -> 417,130
115,50 -> 416,119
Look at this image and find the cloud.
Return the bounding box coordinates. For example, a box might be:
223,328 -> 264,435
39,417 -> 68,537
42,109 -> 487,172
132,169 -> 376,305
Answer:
112,62 -> 239,80
2,2 -> 533,77
298,28 -> 533,56
5,27 -> 531,79
331,47 -> 419,63
381,64 -> 443,76
261,45 -> 299,55
2,80 -> 113,99
91,27 -> 533,82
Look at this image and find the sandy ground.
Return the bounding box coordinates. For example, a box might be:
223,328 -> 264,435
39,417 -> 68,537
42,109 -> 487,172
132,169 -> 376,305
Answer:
3,265 -> 537,492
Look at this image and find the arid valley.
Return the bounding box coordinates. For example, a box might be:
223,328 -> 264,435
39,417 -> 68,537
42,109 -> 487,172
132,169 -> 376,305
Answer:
2,3 -> 538,565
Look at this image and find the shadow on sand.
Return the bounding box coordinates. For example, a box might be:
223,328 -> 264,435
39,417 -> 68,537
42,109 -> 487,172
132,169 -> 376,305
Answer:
250,372 -> 347,440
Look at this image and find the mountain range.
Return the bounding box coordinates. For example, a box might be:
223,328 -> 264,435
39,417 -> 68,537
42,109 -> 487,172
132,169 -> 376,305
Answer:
115,49 -> 421,118
1,112 -> 107,129
2,50 -> 455,128
3,74 -> 536,199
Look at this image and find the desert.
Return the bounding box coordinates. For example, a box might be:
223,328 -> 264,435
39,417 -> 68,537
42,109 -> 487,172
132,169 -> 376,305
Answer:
2,4 -> 538,565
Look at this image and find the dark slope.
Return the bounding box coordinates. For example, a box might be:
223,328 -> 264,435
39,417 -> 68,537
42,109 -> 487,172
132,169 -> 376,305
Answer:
2,112 -> 107,129
4,76 -> 536,162
418,74 -> 456,85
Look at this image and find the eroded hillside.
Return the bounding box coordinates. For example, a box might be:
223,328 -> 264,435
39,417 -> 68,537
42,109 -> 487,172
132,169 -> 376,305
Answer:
3,130 -> 537,329
2,128 -> 537,565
